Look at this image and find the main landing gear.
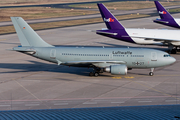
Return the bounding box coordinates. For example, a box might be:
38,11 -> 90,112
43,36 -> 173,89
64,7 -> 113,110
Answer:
149,68 -> 154,76
89,72 -> 99,77
89,68 -> 103,77
168,45 -> 178,54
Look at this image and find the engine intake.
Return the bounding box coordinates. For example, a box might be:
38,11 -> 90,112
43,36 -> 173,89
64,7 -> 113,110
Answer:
104,65 -> 127,75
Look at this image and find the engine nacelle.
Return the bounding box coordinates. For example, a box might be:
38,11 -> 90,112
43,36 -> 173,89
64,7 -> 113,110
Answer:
104,65 -> 127,75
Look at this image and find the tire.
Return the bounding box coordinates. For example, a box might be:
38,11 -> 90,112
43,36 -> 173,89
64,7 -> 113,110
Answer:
94,72 -> 99,77
89,72 -> 94,77
172,49 -> 177,54
149,72 -> 154,76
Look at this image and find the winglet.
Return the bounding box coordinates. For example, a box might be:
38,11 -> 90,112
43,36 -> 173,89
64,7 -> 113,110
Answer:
97,3 -> 124,30
154,1 -> 173,20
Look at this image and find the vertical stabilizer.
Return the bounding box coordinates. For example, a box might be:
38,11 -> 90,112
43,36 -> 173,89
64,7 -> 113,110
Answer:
154,1 -> 173,20
11,17 -> 53,47
97,3 -> 125,30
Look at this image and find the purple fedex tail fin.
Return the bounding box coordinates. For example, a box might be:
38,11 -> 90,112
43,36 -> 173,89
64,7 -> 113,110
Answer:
154,1 -> 179,28
96,3 -> 135,43
154,1 -> 173,20
97,3 -> 124,29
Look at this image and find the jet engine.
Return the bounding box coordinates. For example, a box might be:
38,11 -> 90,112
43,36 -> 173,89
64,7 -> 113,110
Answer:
104,65 -> 127,75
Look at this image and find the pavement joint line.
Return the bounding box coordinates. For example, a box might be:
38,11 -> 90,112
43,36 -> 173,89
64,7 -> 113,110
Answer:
83,102 -> 97,104
125,78 -> 180,101
25,104 -> 40,106
138,101 -> 152,103
54,103 -> 68,105
10,71 -> 51,109
111,102 -> 124,104
13,80 -> 41,101
165,100 -> 180,102
0,95 -> 178,102
0,105 -> 10,107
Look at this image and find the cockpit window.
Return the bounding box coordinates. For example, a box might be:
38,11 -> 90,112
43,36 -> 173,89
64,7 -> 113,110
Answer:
164,54 -> 171,57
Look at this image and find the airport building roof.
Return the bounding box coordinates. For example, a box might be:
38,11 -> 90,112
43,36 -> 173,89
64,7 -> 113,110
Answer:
0,105 -> 180,120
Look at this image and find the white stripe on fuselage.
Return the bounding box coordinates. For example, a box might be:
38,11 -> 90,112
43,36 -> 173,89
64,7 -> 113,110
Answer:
125,28 -> 180,46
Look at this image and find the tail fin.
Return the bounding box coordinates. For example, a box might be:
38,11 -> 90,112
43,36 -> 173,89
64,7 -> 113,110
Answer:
154,1 -> 173,19
97,3 -> 124,30
11,17 -> 53,47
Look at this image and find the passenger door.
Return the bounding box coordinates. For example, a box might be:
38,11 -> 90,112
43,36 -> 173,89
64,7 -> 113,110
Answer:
50,49 -> 56,59
151,52 -> 157,61
109,53 -> 113,59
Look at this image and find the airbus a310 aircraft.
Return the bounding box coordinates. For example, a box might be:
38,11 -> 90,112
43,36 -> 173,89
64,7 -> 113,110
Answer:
96,3 -> 180,54
154,1 -> 180,29
10,17 -> 175,76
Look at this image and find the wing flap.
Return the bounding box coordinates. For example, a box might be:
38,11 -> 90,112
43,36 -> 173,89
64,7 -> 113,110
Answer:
61,60 -> 126,67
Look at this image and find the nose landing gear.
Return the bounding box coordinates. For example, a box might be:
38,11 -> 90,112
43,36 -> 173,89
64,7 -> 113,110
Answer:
149,68 -> 154,76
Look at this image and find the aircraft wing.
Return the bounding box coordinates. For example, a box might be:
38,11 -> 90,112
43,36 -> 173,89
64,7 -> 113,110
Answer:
130,36 -> 180,43
61,60 -> 126,67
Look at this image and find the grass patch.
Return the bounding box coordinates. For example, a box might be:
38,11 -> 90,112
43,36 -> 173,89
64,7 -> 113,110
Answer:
0,7 -> 99,22
0,14 -> 149,34
0,0 -> 104,6
69,1 -> 180,10
168,8 -> 180,12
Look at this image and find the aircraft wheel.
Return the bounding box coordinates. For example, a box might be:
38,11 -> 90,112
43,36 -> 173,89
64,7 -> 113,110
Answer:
89,72 -> 94,77
149,72 -> 154,76
171,49 -> 177,54
94,72 -> 99,77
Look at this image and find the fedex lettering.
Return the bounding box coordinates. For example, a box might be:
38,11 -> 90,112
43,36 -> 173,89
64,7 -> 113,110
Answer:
104,18 -> 114,22
159,11 -> 166,14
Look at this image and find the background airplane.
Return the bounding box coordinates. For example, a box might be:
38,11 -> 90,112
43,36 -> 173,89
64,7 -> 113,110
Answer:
96,3 -> 180,54
154,1 -> 180,29
10,17 -> 175,76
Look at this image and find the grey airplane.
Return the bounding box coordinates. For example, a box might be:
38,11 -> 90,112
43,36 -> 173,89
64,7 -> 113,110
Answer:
11,17 -> 176,76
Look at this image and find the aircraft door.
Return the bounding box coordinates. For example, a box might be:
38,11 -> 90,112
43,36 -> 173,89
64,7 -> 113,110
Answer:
50,49 -> 56,59
151,52 -> 157,61
109,53 -> 113,59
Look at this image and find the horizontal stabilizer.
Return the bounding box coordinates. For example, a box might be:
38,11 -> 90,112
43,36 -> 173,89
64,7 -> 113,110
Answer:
13,46 -> 36,52
96,30 -> 118,35
153,20 -> 169,24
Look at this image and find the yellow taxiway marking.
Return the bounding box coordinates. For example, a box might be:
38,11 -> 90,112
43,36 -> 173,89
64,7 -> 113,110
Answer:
112,76 -> 134,79
0,39 -> 6,41
113,74 -> 180,79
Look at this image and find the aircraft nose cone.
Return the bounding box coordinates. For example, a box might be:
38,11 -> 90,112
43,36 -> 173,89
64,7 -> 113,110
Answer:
170,57 -> 176,64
